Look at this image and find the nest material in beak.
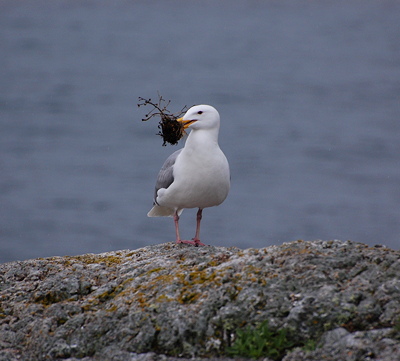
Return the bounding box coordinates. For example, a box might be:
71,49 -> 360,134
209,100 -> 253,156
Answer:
157,115 -> 185,146
138,95 -> 189,146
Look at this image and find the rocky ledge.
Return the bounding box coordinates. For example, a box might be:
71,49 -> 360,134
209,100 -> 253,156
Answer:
0,240 -> 399,361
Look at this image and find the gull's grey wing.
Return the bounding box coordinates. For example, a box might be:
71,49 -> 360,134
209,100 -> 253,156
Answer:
153,148 -> 183,204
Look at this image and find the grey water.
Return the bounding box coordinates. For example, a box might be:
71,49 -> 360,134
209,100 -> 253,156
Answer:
1,0 -> 399,263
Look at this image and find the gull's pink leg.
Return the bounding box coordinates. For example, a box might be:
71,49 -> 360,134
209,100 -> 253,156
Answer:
174,211 -> 182,243
192,208 -> 206,246
174,209 -> 206,247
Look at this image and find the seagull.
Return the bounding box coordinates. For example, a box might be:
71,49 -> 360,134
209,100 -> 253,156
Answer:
147,104 -> 230,246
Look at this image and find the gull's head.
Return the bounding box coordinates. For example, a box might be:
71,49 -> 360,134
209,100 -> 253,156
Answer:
178,105 -> 220,131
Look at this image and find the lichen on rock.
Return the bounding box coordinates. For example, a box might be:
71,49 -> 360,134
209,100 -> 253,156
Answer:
0,240 -> 399,361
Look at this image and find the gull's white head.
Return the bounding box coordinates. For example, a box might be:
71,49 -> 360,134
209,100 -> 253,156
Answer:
178,105 -> 220,131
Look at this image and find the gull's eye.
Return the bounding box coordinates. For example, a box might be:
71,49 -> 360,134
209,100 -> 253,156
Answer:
197,111 -> 203,115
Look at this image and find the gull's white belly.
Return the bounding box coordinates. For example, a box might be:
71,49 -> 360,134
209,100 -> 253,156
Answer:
158,148 -> 230,210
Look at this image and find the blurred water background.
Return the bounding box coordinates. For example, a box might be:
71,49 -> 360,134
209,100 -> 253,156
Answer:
1,0 -> 399,263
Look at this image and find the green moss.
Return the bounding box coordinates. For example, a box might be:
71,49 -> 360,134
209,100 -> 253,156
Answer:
302,338 -> 318,352
225,320 -> 319,361
226,321 -> 294,360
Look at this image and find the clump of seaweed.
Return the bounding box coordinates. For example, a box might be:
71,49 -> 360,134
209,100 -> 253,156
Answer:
138,95 -> 189,146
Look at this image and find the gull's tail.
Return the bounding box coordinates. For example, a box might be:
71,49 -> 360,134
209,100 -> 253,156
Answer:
147,205 -> 183,217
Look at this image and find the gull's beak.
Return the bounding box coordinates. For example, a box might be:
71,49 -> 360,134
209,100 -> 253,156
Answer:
177,117 -> 197,129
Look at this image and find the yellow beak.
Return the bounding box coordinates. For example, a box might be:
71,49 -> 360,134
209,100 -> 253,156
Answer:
177,117 -> 197,129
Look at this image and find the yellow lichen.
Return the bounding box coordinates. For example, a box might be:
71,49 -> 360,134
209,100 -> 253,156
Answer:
156,294 -> 174,303
145,267 -> 166,275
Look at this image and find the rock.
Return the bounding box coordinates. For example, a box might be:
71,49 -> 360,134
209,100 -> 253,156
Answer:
0,240 -> 399,361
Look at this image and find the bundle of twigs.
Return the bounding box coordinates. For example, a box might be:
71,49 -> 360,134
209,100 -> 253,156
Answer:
138,95 -> 189,146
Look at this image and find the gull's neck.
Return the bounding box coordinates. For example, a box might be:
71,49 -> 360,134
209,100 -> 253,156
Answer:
184,127 -> 220,152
